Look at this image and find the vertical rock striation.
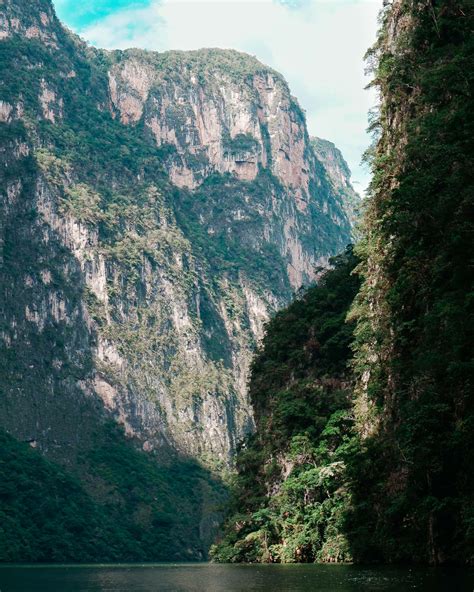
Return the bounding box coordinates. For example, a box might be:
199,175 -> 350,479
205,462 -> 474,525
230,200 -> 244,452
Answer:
0,0 -> 357,474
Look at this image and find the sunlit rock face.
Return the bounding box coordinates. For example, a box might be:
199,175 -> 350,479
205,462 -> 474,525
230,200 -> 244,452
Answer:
0,0 -> 358,469
107,48 -> 357,292
109,52 -> 312,195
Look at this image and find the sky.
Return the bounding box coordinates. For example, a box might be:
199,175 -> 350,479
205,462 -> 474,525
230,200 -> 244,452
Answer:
53,0 -> 383,193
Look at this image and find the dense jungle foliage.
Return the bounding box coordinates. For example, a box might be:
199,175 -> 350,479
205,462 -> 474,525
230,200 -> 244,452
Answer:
214,0 -> 473,565
348,0 -> 474,564
211,247 -> 361,562
0,425 -> 225,562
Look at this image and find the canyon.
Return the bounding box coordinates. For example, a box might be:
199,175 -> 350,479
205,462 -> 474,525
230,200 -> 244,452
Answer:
0,0 -> 357,558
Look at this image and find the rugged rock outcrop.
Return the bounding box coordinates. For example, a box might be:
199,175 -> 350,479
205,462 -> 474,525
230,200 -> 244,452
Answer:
311,137 -> 360,227
0,0 -> 358,476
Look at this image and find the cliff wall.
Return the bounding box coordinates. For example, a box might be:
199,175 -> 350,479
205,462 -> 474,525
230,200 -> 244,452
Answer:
0,0 -> 357,468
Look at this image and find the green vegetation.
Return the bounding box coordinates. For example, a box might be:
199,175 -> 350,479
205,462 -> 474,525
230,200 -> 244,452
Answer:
211,247 -> 360,562
223,133 -> 259,155
0,429 -> 121,563
173,172 -> 291,295
310,137 -> 360,227
0,425 -> 225,562
112,47 -> 287,89
347,0 -> 474,564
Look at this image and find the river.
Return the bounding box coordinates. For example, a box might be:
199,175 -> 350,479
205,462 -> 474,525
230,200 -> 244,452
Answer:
1,563 -> 473,591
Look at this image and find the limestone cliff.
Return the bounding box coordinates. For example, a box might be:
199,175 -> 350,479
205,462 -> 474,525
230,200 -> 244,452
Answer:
311,137 -> 360,227
0,0 -> 356,475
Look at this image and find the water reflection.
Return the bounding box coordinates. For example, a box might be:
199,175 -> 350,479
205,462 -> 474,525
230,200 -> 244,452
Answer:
0,563 -> 473,592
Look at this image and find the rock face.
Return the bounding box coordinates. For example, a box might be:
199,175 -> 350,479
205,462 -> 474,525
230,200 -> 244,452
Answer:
0,0 -> 357,474
311,137 -> 360,227
110,51 -> 324,200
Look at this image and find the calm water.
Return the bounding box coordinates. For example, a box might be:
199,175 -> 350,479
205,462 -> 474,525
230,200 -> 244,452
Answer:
0,563 -> 473,592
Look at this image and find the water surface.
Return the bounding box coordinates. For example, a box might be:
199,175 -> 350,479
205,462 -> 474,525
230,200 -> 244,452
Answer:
1,563 -> 472,592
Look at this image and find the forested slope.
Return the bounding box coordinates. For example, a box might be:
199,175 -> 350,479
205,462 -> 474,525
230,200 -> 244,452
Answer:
348,0 -> 474,564
212,248 -> 361,562
0,426 -> 225,562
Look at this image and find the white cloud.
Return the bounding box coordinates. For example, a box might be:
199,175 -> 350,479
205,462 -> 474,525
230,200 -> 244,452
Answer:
77,0 -> 383,192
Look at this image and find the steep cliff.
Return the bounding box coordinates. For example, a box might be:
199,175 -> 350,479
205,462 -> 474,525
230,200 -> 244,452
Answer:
0,0 -> 357,559
1,0 -> 356,463
311,137 -> 360,227
347,0 -> 474,564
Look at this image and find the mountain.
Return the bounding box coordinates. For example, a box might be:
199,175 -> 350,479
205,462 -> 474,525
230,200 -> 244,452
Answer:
0,0 -> 358,560
311,137 -> 360,227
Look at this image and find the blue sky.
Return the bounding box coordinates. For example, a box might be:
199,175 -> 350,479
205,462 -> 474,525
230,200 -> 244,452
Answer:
53,0 -> 382,193
54,0 -> 151,29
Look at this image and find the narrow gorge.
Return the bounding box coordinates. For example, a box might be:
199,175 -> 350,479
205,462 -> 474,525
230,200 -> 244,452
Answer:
0,0 -> 358,560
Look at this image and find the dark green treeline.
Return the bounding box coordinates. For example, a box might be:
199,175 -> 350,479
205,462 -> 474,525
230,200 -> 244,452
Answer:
0,425 -> 225,562
349,0 -> 474,564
